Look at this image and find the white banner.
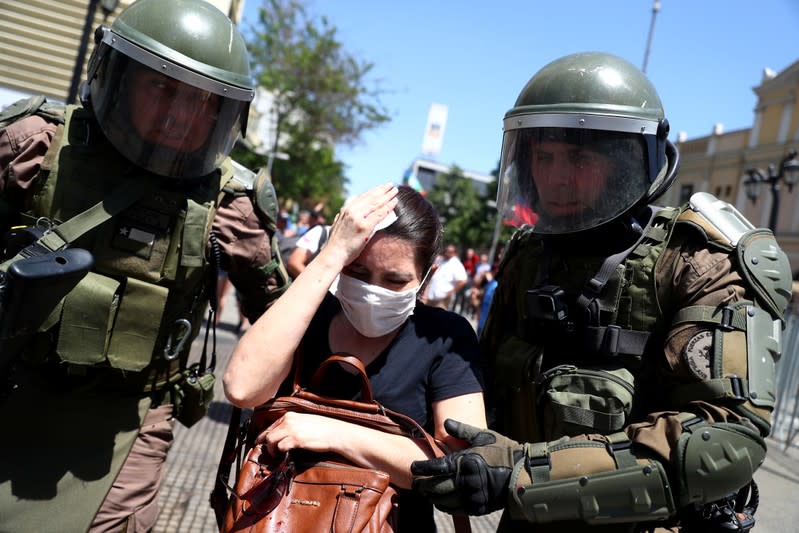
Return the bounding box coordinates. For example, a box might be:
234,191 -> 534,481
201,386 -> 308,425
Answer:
421,103 -> 448,156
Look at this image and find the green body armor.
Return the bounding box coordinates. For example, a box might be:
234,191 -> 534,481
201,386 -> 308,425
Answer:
489,195 -> 790,445
17,105 -> 231,389
489,206 -> 680,443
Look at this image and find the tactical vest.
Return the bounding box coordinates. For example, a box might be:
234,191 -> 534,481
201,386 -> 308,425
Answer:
491,206 -> 683,442
19,105 -> 233,389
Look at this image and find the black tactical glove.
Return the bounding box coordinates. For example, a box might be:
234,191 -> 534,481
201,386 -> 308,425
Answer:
411,418 -> 524,516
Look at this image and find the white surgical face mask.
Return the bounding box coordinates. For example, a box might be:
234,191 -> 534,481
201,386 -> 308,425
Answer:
335,273 -> 424,338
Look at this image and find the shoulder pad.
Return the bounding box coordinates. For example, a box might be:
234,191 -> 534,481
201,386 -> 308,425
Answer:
228,160 -> 256,191
737,229 -> 792,320
0,96 -> 65,129
676,192 -> 754,250
252,167 -> 278,227
678,192 -> 791,318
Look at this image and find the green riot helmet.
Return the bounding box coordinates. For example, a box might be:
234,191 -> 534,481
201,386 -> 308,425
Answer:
84,0 -> 254,178
497,52 -> 679,234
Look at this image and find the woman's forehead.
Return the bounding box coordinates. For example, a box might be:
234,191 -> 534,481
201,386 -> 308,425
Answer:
356,236 -> 418,273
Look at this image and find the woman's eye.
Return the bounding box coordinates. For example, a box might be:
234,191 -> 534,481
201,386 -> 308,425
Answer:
344,269 -> 368,281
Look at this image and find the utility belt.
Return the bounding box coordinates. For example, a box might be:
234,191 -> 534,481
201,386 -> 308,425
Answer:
22,352 -> 181,395
22,348 -> 214,428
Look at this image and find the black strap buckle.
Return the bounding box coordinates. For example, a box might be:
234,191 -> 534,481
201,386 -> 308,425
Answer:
525,453 -> 550,469
601,325 -> 621,356
609,439 -> 632,454
729,375 -> 747,401
720,307 -> 736,331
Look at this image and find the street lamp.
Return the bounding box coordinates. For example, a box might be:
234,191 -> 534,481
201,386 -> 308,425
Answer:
743,150 -> 799,232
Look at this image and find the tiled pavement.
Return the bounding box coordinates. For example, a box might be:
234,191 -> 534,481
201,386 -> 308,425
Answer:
153,293 -> 501,532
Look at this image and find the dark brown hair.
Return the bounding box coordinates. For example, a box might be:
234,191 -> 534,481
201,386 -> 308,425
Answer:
379,185 -> 443,276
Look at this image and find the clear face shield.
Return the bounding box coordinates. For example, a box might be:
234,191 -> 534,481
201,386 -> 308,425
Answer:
497,117 -> 657,234
87,29 -> 253,178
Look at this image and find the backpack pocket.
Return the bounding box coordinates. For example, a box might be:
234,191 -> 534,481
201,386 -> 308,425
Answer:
538,364 -> 635,436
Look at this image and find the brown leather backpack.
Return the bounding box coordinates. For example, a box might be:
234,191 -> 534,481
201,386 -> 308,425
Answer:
213,354 -> 471,533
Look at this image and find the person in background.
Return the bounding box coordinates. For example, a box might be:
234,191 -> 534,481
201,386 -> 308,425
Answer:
224,184 -> 486,532
0,1 -> 289,531
412,51 -> 791,533
422,244 -> 468,311
474,253 -> 492,281
286,206 -> 331,278
277,207 -> 297,239
295,209 -> 312,235
462,247 -> 478,277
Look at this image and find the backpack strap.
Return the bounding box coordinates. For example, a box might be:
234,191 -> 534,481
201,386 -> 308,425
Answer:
210,404 -> 244,529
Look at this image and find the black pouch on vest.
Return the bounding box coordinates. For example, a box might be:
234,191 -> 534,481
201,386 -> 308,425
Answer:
173,363 -> 216,427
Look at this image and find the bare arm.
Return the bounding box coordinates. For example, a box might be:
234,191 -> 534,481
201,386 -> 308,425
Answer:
260,391 -> 487,489
259,413 -> 431,489
433,392 -> 487,451
223,184 -> 399,408
286,246 -> 311,278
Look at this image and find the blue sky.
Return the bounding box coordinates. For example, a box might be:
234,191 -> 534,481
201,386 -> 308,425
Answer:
242,0 -> 799,197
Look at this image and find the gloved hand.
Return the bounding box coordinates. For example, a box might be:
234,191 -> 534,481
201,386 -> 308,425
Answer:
411,418 -> 524,516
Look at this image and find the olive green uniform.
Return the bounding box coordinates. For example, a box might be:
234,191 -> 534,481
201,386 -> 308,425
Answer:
0,98 -> 288,532
411,52 -> 792,533
480,199 -> 789,531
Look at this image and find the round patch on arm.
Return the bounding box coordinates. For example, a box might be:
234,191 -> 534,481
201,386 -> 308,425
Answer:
682,330 -> 713,380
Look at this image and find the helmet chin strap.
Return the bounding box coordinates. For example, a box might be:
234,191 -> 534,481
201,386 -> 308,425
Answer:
645,139 -> 680,204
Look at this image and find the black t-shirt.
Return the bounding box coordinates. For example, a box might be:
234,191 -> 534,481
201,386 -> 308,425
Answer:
283,293 -> 483,532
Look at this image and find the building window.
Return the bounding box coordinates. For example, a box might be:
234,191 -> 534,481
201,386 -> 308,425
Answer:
725,185 -> 732,198
679,184 -> 694,204
778,103 -> 793,143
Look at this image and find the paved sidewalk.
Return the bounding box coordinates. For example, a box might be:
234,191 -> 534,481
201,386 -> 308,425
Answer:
154,292 -> 798,532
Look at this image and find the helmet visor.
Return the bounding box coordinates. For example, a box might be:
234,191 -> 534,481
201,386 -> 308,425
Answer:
497,127 -> 650,234
90,46 -> 249,178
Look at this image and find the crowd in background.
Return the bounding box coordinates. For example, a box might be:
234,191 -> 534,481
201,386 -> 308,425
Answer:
421,244 -> 503,336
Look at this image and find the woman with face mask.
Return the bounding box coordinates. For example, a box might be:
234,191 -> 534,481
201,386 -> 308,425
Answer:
223,183 -> 486,531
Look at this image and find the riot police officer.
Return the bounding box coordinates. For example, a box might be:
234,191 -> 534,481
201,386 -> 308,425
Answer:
0,0 -> 288,531
412,52 -> 792,532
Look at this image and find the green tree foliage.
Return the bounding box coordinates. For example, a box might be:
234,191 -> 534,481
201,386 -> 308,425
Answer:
240,0 -> 391,211
426,166 -> 498,252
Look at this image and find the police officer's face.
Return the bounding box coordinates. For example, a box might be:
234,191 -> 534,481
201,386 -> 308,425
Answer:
129,69 -> 219,152
530,140 -> 611,217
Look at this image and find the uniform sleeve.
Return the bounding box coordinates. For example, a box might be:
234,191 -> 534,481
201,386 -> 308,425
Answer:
429,313 -> 484,402
0,116 -> 56,231
626,238 -> 754,460
211,193 -> 288,323
478,251 -> 523,431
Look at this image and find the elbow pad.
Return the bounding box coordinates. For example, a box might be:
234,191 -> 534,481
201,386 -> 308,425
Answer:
673,419 -> 766,507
